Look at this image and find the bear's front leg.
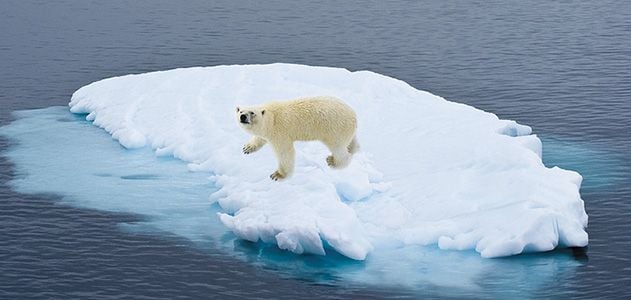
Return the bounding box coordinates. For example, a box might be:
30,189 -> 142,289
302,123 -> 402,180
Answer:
270,141 -> 295,181
243,136 -> 267,154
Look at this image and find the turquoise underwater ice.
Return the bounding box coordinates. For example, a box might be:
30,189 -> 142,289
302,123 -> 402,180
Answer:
2,106 -> 611,296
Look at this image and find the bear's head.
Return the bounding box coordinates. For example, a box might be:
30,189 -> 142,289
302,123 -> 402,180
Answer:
236,106 -> 267,135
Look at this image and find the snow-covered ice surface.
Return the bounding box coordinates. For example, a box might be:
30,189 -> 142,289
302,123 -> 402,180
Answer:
0,106 -> 585,295
67,64 -> 588,260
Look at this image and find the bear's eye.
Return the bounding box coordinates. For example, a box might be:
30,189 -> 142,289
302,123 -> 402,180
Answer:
236,107 -> 240,112
261,110 -> 265,115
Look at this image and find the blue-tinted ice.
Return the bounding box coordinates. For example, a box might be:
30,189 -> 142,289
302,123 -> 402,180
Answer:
1,106 -> 596,296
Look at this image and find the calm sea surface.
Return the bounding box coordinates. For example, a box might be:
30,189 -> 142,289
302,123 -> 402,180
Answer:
1,0 -> 630,298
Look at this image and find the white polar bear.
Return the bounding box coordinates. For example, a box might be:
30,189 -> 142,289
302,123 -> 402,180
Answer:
236,96 -> 359,181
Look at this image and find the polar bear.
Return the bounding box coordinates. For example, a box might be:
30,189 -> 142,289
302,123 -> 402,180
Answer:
236,96 -> 359,181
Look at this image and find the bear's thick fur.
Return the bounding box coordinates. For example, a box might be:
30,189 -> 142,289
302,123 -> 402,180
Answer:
236,96 -> 359,181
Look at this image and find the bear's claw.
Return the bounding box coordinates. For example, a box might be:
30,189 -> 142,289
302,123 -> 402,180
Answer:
243,144 -> 255,154
326,155 -> 335,167
270,171 -> 285,181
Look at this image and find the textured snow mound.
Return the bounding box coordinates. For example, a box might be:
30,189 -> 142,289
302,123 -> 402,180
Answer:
69,64 -> 588,260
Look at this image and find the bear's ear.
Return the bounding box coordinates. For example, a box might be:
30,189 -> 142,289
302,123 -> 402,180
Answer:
261,110 -> 265,116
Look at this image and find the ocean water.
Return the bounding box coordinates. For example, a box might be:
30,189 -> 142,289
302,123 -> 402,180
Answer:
1,0 -> 630,298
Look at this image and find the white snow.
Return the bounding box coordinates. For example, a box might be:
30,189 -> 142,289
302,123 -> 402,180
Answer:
68,63 -> 588,260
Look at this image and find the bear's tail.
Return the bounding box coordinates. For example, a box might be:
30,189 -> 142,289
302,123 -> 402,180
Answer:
347,136 -> 360,154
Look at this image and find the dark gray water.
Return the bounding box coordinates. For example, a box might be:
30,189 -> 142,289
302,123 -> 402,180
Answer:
1,0 -> 630,298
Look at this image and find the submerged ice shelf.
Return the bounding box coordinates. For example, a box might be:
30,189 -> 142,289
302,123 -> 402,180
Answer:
67,63 -> 588,260
0,106 -> 586,295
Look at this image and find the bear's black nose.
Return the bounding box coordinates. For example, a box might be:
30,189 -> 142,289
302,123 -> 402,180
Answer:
240,114 -> 248,123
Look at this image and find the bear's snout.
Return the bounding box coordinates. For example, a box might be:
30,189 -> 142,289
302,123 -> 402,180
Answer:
240,113 -> 249,124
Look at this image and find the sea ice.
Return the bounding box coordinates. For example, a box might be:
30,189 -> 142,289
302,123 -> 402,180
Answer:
67,63 -> 588,259
0,107 -> 584,295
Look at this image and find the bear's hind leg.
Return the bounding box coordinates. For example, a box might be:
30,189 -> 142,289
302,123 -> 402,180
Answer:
326,145 -> 352,169
347,135 -> 360,154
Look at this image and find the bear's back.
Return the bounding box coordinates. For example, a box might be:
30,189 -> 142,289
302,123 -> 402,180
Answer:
267,96 -> 357,142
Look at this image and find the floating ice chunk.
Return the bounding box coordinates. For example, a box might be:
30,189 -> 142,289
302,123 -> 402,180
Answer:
68,63 -> 588,259
1,107 -> 587,294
